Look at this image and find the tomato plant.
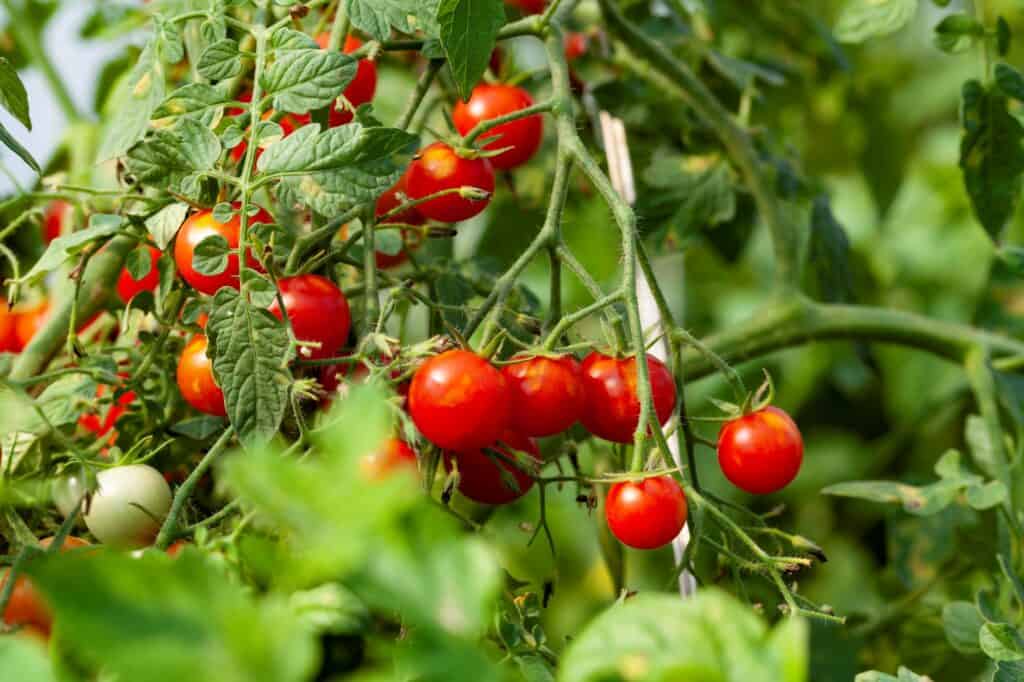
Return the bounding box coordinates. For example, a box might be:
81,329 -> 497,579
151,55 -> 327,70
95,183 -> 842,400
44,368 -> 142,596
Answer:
2,1 -> 1024,680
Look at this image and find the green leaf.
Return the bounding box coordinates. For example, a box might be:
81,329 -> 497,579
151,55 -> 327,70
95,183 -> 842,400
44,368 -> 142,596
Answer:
966,480 -> 1007,509
221,385 -> 418,582
960,80 -> 1024,242
999,554 -> 1024,605
0,636 -> 56,682
192,234 -> 230,276
197,38 -> 243,80
17,214 -> 124,285
807,195 -> 853,303
244,273 -> 278,309
207,288 -> 293,447
558,589 -> 807,682
996,661 -> 1024,682
375,229 -> 404,256
933,13 -> 984,54
981,622 -> 1024,661
290,583 -> 371,636
25,549 -> 318,682
344,0 -> 441,41
0,57 -> 31,129
643,152 -> 736,240
98,37 -> 167,161
152,82 -> 230,127
257,123 -> 418,215
821,479 -> 960,515
942,601 -> 983,654
259,47 -> 357,115
0,119 -> 39,172
125,118 -> 222,196
146,202 -> 189,250
438,0 -> 505,101
966,414 -> 1000,478
170,415 -> 226,440
126,245 -> 154,280
995,63 -> 1024,102
997,17 -> 1012,57
835,0 -> 917,44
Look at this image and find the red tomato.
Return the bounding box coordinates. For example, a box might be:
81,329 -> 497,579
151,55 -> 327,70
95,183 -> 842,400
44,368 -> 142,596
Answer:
79,382 -> 136,438
406,142 -> 495,223
717,406 -> 804,495
1,536 -> 90,638
315,34 -> 378,126
444,431 -> 540,505
167,540 -> 188,558
605,475 -> 687,550
409,349 -> 509,451
453,84 -> 544,170
176,334 -> 226,417
174,205 -> 271,295
579,352 -> 677,444
229,91 -> 309,163
42,201 -> 71,243
564,32 -> 589,61
0,299 -> 17,352
116,246 -> 162,303
505,0 -> 546,14
268,275 -> 351,361
362,438 -> 418,480
501,354 -> 584,437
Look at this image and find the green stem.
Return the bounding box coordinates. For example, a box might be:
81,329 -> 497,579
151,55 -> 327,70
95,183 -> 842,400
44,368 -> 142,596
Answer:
397,60 -> 443,131
597,0 -> 799,293
155,426 -> 235,549
325,1 -> 349,52
462,99 -> 555,146
681,298 -> 1024,381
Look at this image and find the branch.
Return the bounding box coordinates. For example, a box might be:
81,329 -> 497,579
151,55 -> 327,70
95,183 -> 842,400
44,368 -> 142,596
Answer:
681,298 -> 1024,380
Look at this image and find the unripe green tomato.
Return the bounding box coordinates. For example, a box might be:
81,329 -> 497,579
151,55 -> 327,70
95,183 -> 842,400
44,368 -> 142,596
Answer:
84,465 -> 172,548
53,474 -> 86,519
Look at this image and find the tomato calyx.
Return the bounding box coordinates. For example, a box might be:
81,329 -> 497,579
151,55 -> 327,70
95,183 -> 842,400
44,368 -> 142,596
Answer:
710,369 -> 774,418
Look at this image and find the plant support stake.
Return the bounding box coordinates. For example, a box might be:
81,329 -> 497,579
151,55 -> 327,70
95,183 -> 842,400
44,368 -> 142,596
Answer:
597,110 -> 697,598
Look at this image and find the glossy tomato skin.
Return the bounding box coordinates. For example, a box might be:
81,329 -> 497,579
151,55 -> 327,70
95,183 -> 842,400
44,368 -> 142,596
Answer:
83,464 -> 172,548
268,274 -> 351,361
43,201 -> 71,243
453,84 -> 544,170
362,438 -> 418,480
316,34 -> 377,126
605,476 -> 687,549
374,172 -> 425,268
409,349 -> 509,451
406,142 -> 495,223
506,0 -> 546,14
0,299 -> 17,352
177,334 -> 226,417
174,206 -> 271,295
116,246 -> 162,303
580,353 -> 677,444
445,431 -> 540,505
1,536 -> 90,637
501,354 -> 584,437
717,406 -> 804,494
